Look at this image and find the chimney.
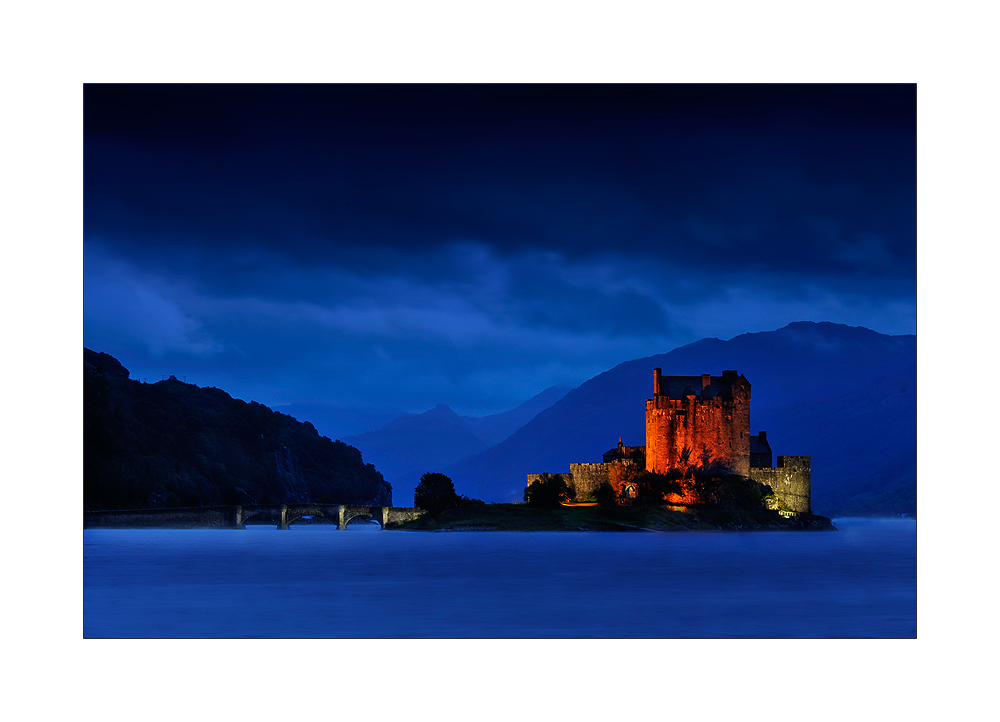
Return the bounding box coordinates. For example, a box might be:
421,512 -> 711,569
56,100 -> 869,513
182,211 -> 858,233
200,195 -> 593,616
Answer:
759,431 -> 766,441
654,368 -> 662,396
702,374 -> 711,389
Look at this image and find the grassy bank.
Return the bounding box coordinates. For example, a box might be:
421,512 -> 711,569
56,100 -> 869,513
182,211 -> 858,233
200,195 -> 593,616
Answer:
391,503 -> 836,532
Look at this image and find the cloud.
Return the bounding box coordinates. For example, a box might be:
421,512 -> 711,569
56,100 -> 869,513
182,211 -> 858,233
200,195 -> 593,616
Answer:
83,240 -> 691,412
679,280 -> 916,341
84,245 -> 222,357
85,85 -> 916,288
82,86 -> 915,415
84,233 -> 916,416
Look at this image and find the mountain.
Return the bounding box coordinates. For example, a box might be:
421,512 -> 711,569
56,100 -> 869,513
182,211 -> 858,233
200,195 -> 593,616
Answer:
343,385 -> 574,506
343,403 -> 490,486
463,385 -> 573,447
754,366 -> 916,515
440,322 -> 916,516
272,402 -> 408,441
84,349 -> 392,510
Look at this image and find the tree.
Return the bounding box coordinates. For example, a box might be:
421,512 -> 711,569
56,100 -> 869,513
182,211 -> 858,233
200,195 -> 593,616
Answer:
593,480 -> 618,508
691,473 -> 771,510
523,473 -> 574,507
414,472 -> 460,517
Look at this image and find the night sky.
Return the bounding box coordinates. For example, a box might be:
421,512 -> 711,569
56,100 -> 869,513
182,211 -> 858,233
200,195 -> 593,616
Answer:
84,84 -> 916,418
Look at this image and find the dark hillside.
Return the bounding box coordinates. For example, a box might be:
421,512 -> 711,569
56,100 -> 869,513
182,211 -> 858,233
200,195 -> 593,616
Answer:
84,349 -> 391,510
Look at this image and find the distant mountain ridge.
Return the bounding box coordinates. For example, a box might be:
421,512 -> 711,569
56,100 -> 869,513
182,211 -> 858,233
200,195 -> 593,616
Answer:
343,404 -> 490,484
343,385 -> 574,502
271,403 -> 407,441
438,322 -> 916,516
463,385 -> 574,446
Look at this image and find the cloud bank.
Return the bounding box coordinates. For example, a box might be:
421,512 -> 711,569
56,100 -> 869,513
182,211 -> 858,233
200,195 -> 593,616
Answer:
84,85 -> 915,416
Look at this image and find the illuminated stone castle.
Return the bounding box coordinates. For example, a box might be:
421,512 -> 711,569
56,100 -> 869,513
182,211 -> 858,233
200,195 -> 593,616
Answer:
528,368 -> 811,513
647,368 -> 751,477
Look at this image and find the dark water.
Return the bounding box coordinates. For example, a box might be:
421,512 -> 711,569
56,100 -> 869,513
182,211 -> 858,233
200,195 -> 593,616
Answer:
83,518 -> 915,638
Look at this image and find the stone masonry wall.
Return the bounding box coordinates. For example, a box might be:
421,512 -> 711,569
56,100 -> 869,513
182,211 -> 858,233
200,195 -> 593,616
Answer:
529,460 -> 645,500
527,467 -> 608,499
749,456 -> 811,513
646,387 -> 751,476
525,473 -> 572,494
568,462 -> 611,498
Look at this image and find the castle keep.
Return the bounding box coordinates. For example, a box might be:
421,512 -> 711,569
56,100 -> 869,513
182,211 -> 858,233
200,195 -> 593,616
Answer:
528,368 -> 811,514
647,368 -> 751,476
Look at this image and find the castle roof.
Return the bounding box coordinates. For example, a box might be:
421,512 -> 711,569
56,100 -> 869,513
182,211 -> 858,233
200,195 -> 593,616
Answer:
749,433 -> 772,455
653,371 -> 746,401
602,444 -> 645,463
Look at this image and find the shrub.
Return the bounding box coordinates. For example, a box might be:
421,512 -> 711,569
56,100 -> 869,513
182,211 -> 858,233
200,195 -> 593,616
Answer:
631,471 -> 685,506
691,474 -> 771,510
593,481 -> 618,508
523,473 -> 574,507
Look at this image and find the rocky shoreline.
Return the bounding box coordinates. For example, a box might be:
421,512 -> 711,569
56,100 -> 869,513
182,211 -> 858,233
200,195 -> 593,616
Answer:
393,504 -> 837,533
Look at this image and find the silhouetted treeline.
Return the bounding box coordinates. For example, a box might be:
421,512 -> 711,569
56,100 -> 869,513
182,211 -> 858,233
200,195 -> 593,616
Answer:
84,349 -> 391,510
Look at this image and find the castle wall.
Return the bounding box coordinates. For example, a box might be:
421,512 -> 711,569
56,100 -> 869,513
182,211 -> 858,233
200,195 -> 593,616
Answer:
568,463 -> 609,498
645,376 -> 750,476
748,456 -> 811,514
527,459 -> 642,500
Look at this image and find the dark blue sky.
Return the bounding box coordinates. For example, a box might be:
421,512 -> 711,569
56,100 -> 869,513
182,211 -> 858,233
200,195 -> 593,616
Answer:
84,84 -> 915,416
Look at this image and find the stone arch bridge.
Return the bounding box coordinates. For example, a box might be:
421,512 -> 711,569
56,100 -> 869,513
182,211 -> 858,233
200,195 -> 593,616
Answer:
83,504 -> 427,530
237,504 -> 427,530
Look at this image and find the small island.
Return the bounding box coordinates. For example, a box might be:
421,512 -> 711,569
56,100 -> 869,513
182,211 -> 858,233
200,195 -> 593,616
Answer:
394,502 -> 836,532
397,368 -> 835,532
396,471 -> 836,532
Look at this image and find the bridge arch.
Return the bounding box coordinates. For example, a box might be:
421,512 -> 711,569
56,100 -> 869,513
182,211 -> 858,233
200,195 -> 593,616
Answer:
234,506 -> 265,528
341,509 -> 383,529
283,509 -> 311,526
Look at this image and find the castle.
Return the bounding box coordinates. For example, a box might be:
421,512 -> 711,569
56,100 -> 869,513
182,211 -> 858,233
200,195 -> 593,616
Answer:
527,368 -> 811,514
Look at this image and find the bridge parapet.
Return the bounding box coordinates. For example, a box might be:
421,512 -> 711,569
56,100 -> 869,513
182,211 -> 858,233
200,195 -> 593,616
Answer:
87,505 -> 428,530
385,507 -> 428,527
337,505 -> 427,529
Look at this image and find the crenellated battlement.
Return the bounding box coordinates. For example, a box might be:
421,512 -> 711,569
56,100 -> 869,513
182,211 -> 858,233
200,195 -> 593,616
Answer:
776,455 -> 811,469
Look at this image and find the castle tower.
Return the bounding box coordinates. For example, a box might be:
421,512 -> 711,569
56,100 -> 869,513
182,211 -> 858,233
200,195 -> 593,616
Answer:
645,368 -> 751,476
